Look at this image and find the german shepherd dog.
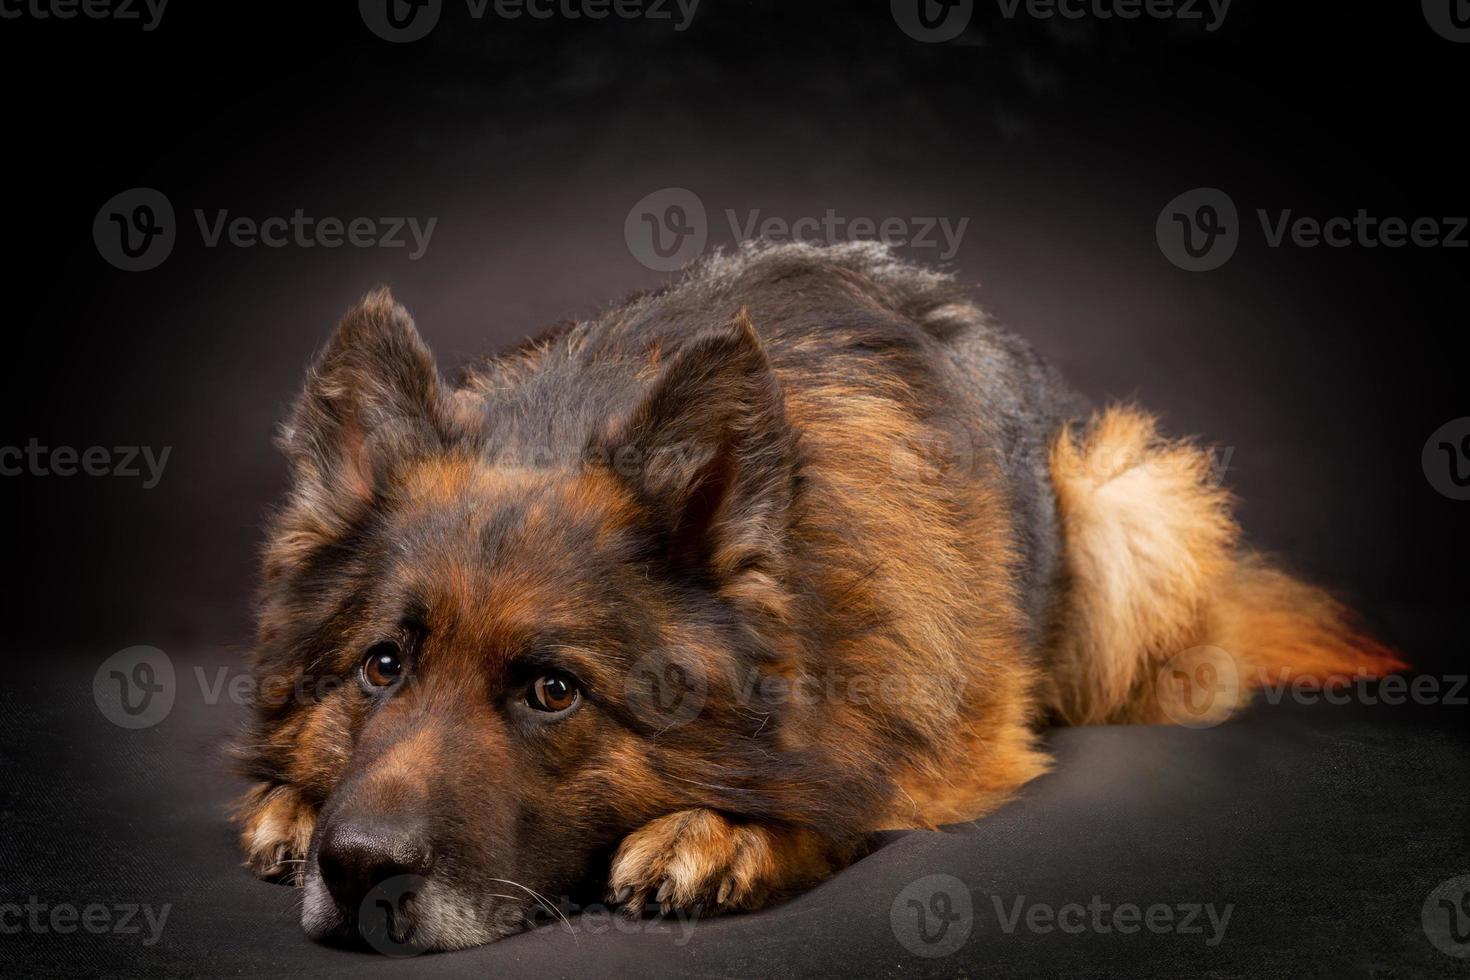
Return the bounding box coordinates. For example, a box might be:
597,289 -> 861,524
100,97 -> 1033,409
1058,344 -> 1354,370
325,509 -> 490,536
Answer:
232,242 -> 1400,951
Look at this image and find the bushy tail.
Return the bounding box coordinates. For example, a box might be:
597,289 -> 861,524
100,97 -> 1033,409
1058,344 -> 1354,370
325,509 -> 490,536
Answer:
1043,406 -> 1404,726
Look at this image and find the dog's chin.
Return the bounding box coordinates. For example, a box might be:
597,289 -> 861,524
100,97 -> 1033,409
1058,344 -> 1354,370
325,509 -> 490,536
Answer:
301,869 -> 528,953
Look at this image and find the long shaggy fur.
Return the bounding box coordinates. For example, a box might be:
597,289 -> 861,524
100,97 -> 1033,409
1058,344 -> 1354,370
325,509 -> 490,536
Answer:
231,241 -> 1403,950
1045,405 -> 1403,725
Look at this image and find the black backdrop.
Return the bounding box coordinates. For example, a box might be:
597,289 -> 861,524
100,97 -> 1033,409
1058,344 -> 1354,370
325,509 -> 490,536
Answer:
1,2 -> 1466,977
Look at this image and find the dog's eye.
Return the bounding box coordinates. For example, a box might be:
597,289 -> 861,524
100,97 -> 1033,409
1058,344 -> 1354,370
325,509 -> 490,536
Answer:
527,673 -> 580,714
360,642 -> 405,689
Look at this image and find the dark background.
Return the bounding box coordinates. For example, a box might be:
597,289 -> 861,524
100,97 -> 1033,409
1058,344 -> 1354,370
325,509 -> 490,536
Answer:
1,1 -> 1466,977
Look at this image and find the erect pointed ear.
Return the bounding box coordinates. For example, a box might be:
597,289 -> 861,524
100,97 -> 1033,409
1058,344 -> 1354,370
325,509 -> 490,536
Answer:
594,309 -> 799,599
278,288 -> 444,531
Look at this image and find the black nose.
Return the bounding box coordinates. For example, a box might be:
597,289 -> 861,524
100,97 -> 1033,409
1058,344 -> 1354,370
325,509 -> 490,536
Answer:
316,819 -> 433,911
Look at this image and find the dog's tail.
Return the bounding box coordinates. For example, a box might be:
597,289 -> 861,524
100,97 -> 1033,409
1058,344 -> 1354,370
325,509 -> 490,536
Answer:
1042,406 -> 1405,726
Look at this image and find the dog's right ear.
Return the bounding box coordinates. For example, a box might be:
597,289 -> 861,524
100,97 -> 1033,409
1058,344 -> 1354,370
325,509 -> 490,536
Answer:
278,289 -> 444,534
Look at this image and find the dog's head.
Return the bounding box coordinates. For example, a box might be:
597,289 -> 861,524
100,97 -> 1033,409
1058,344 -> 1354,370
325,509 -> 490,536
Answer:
247,291 -> 823,950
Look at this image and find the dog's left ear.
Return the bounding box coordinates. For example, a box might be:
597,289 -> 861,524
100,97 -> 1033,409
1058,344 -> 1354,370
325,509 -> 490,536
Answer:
596,309 -> 798,595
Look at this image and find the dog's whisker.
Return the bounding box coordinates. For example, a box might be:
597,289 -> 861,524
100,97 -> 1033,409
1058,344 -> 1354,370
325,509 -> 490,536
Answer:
487,877 -> 576,938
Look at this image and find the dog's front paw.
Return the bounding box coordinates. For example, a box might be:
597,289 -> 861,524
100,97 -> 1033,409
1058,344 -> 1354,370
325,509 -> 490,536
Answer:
607,809 -> 810,916
233,782 -> 316,884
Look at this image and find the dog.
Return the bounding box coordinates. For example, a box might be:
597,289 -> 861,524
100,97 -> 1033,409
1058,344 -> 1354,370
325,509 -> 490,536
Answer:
232,241 -> 1402,951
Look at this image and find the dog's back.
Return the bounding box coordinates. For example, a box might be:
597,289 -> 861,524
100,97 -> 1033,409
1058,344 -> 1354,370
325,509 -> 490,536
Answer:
468,241 -> 1087,641
460,239 -> 1401,818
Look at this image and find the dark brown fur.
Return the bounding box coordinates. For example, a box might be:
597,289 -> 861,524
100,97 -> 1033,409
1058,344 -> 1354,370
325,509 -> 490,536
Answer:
233,242 -> 1401,950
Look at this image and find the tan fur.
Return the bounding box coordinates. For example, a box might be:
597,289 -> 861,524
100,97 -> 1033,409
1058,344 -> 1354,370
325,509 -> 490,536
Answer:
1045,405 -> 1402,726
773,361 -> 1050,830
235,782 -> 317,883
607,808 -> 847,913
